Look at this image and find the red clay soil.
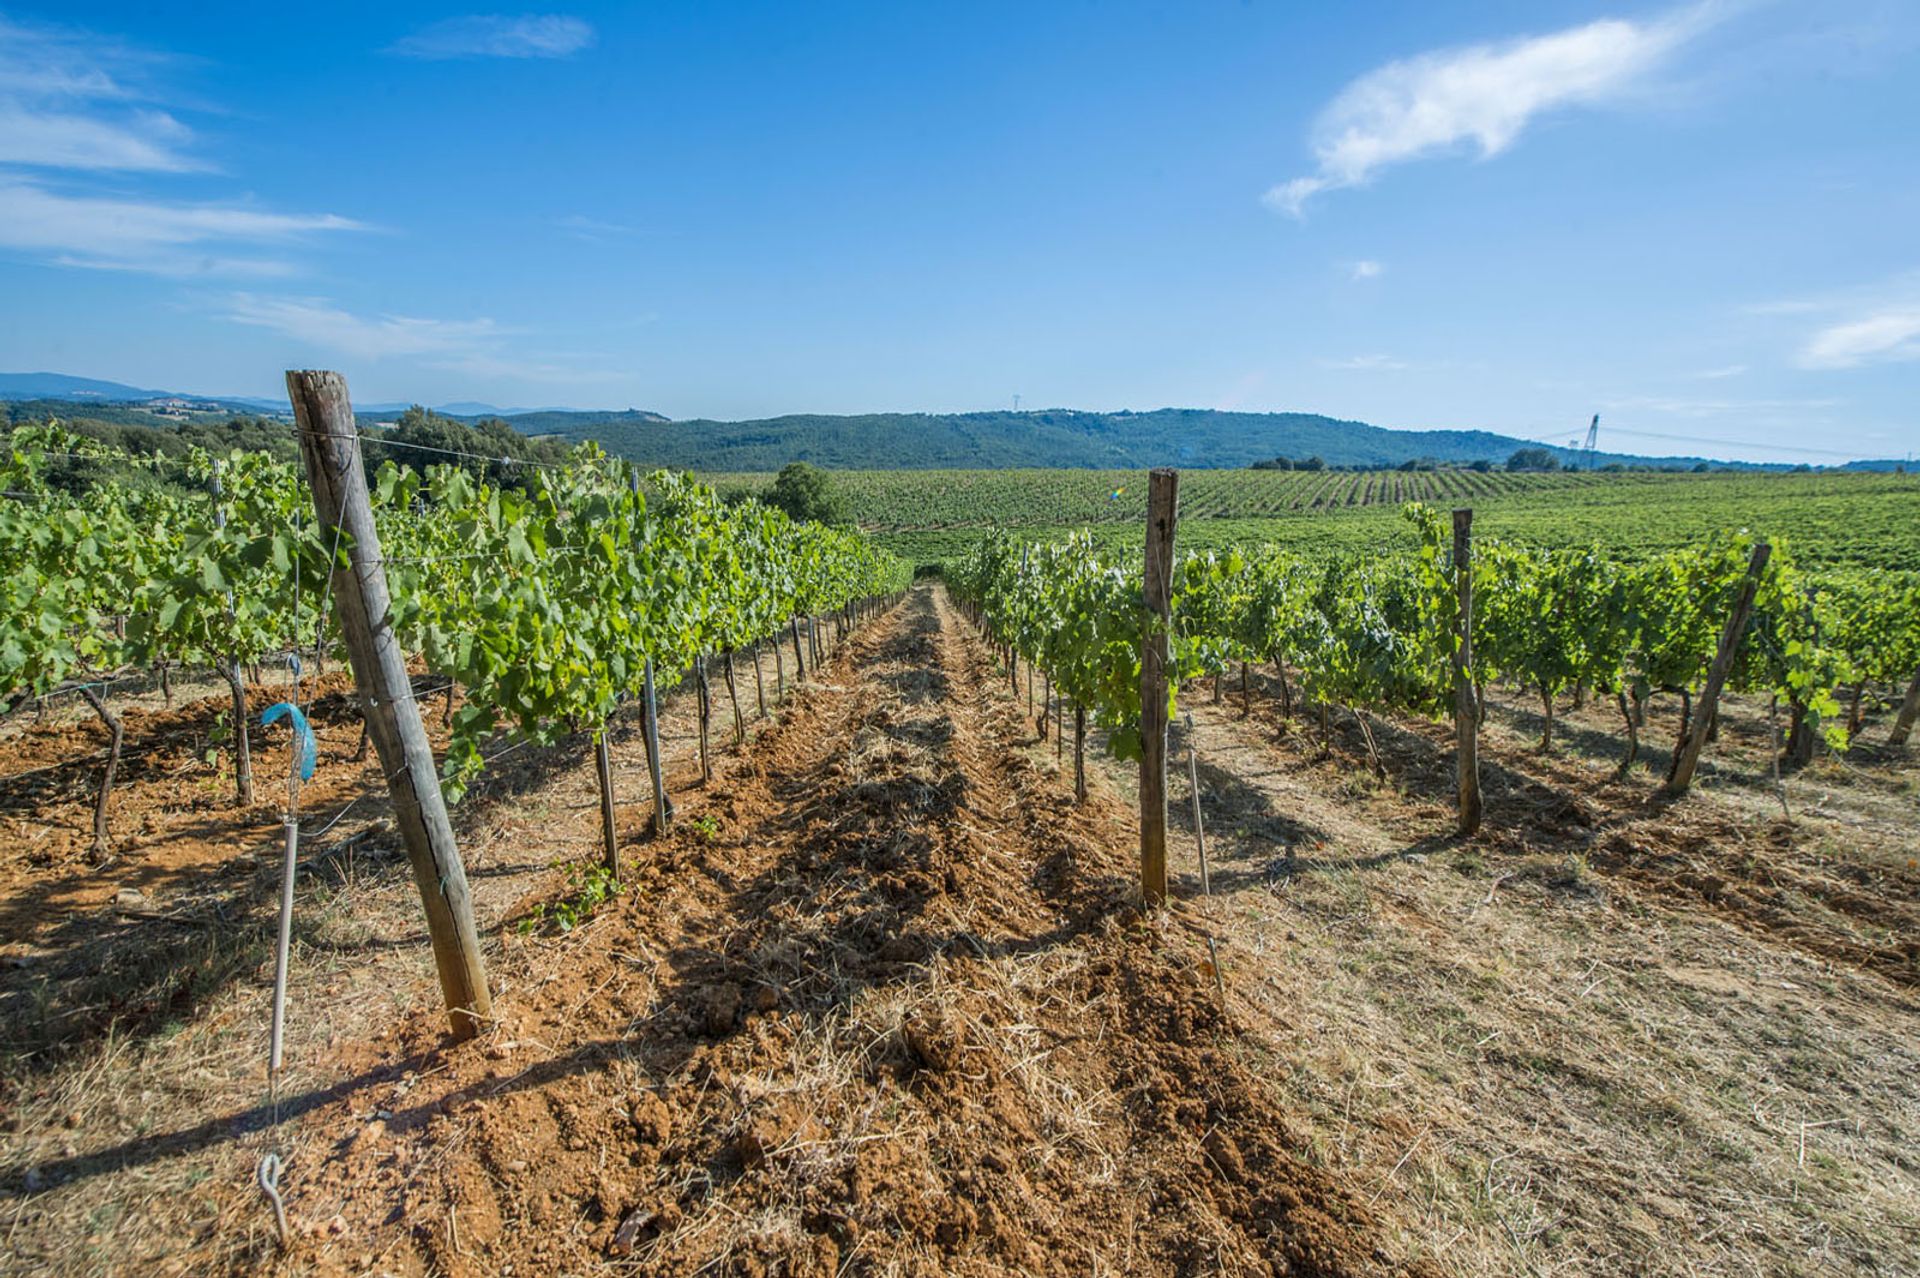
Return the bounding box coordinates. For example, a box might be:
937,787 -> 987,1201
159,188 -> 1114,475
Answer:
255,587 -> 1424,1277
0,673 -> 387,1062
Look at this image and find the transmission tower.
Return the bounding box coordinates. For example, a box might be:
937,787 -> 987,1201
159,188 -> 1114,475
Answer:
1582,414 -> 1599,469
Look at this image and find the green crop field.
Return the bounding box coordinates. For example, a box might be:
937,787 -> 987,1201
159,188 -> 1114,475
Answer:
706,467 -> 1920,571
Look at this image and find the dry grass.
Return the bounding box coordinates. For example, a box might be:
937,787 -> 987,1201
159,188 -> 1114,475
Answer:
1127,681 -> 1920,1276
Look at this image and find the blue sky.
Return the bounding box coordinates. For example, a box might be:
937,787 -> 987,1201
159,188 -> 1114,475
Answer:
0,2 -> 1916,461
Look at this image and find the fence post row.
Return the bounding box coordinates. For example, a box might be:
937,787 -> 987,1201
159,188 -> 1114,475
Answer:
288,369 -> 492,1041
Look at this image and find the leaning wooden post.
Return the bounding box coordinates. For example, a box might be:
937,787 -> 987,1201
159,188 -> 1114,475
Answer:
288,370 -> 491,1039
1452,509 -> 1482,835
1139,468 -> 1178,906
1666,542 -> 1770,796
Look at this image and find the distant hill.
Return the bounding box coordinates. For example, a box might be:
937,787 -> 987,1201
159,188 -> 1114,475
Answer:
508,406 -> 1757,472
0,372 -> 170,400
0,373 -> 1844,470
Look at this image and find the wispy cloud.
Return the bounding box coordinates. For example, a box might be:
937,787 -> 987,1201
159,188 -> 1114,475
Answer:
1799,309 -> 1920,370
0,15 -> 201,171
556,213 -> 633,242
226,295 -> 504,361
0,19 -> 363,277
1266,5 -> 1711,216
388,15 -> 596,61
1753,273 -> 1920,370
223,294 -> 619,383
1688,363 -> 1747,379
0,179 -> 361,276
1319,353 -> 1410,372
1348,259 -> 1384,281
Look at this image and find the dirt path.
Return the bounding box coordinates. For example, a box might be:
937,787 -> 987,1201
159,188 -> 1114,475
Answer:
28,584 -> 1414,1276
1127,688 -> 1920,1276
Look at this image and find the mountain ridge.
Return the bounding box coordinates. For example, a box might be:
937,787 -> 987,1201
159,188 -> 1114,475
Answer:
2,372 -> 1891,471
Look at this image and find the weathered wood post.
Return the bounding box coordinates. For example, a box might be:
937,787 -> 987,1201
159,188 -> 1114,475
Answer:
625,474 -> 670,835
642,658 -> 669,833
1666,542 -> 1770,796
288,370 -> 491,1039
594,728 -> 619,879
695,654 -> 712,781
1452,509 -> 1482,835
1140,468 -> 1177,906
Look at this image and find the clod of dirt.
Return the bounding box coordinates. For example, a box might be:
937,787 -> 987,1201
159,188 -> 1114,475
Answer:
901,1005 -> 966,1073
698,982 -> 742,1037
629,1091 -> 672,1146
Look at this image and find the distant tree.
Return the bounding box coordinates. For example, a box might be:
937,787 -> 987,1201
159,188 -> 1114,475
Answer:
368,405 -> 566,489
1691,461 -> 1712,473
1249,456 -> 1293,471
1469,458 -> 1493,473
1506,447 -> 1560,473
1600,462 -> 1627,473
1298,455 -> 1326,471
765,461 -> 849,526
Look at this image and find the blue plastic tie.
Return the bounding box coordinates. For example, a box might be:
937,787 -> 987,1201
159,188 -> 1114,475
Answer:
260,703 -> 317,781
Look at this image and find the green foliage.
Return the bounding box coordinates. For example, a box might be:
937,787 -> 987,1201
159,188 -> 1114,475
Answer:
518,859 -> 624,934
951,502 -> 1909,769
365,405 -> 569,490
1506,447 -> 1561,472
763,461 -> 849,526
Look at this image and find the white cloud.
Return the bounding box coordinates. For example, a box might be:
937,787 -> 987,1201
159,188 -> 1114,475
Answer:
1266,6 -> 1710,215
1348,259 -> 1384,281
389,15 -> 596,60
0,179 -> 362,276
1799,309 -> 1920,370
0,15 -> 201,172
1688,363 -> 1747,379
226,295 -> 504,361
1320,353 -> 1410,372
222,294 -> 619,383
1753,273 -> 1920,370
556,213 -> 633,242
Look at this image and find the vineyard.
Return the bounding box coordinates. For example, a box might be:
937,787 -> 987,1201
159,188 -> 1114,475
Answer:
706,466 -> 1920,571
0,420 -> 909,870
949,502 -> 1920,800
2,417 -> 1918,1275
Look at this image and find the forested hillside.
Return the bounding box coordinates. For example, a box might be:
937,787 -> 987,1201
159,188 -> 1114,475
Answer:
508,406 -> 1716,471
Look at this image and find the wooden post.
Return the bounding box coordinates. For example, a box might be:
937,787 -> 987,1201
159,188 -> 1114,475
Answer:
1073,704 -> 1086,802
1666,542 -> 1770,796
1890,669 -> 1920,746
790,616 -> 806,679
288,370 -> 492,1040
1452,509 -> 1482,835
751,638 -> 767,718
722,648 -> 745,744
695,654 -> 712,781
209,462 -> 254,807
642,658 -> 669,832
1140,468 -> 1177,906
594,729 -> 619,880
